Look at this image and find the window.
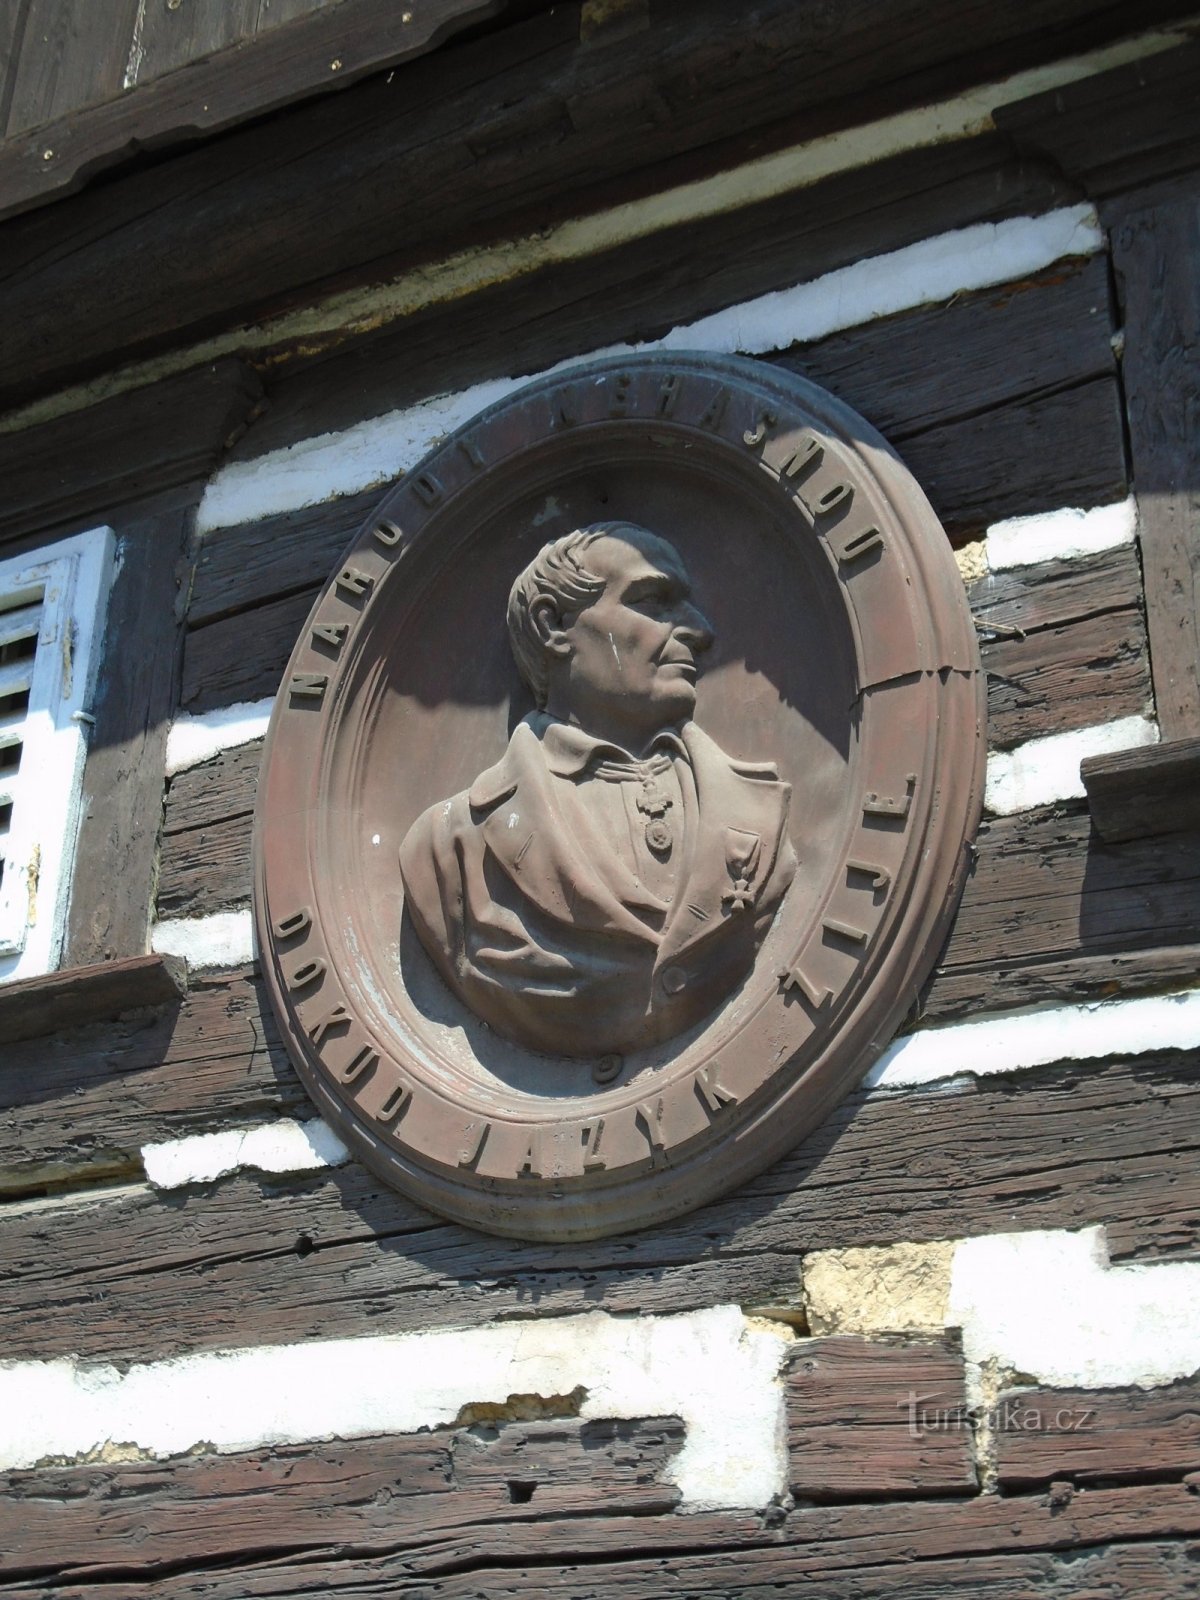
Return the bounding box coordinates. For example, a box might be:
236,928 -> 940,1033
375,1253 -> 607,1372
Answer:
0,528 -> 115,981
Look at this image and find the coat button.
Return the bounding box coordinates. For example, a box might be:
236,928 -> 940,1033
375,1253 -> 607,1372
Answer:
662,966 -> 687,995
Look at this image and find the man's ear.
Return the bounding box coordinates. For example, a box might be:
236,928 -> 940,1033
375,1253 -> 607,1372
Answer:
531,597 -> 572,658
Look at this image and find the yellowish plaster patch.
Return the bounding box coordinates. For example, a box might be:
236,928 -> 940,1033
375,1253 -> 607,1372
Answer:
955,539 -> 989,584
802,1240 -> 955,1336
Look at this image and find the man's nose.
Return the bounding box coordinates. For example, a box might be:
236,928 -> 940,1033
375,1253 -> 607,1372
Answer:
675,604 -> 714,654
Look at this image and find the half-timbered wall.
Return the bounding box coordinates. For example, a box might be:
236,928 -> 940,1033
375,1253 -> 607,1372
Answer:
2,7 -> 1200,1596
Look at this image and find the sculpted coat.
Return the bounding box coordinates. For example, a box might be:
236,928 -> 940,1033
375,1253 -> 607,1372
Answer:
400,712 -> 796,1057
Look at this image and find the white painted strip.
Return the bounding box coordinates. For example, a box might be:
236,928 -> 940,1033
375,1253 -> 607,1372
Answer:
142,1119 -> 348,1189
197,205 -> 1101,531
868,985 -> 1200,1092
949,1226 -> 1200,1390
9,21 -> 1184,444
0,1306 -> 789,1509
985,497 -> 1138,571
151,908 -> 254,970
165,698 -> 274,776
985,715 -> 1159,816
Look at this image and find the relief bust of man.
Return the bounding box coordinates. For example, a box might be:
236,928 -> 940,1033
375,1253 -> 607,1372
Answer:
399,522 -> 797,1058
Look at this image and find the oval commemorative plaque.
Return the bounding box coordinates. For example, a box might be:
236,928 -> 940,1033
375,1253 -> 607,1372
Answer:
253,352 -> 986,1240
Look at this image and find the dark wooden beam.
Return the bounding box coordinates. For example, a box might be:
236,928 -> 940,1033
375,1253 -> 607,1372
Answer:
0,357 -> 262,546
0,952 -> 185,1046
787,1335 -> 976,1500
996,40 -> 1200,199
1081,735 -> 1200,843
995,1373 -> 1200,1488
64,497 -> 194,966
0,0 -> 1193,409
1108,176 -> 1200,740
0,0 -> 502,222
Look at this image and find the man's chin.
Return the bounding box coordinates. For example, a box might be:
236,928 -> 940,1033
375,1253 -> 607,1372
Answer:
651,683 -> 697,725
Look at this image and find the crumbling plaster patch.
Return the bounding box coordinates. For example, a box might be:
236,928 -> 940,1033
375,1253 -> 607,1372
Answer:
0,1306 -> 790,1513
803,1241 -> 955,1337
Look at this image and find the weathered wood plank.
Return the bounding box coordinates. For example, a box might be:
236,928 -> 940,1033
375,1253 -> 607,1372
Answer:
0,0 -> 502,223
0,954 -> 184,1045
997,39 -> 1200,200
0,359 -> 262,547
0,0 -> 33,136
995,1376 -> 1200,1488
179,587 -> 314,714
895,375 -> 1126,538
941,802 -> 1200,971
919,942 -> 1200,1025
776,253 -> 1116,443
15,1529 -> 1200,1599
226,135 -> 1079,468
1082,735 -> 1200,843
4,1051 -> 1197,1361
3,0 -> 138,136
0,970 -> 309,1192
6,1452 -> 1200,1596
0,1416 -> 683,1583
1108,181 -> 1200,739
189,487 -> 378,627
787,1335 -> 976,1500
979,603 -> 1150,752
185,255 -> 1118,632
64,499 -> 192,965
0,0 -> 1151,407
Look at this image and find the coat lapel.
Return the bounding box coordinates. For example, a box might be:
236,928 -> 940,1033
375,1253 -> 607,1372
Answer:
473,721 -> 662,944
656,723 -> 791,967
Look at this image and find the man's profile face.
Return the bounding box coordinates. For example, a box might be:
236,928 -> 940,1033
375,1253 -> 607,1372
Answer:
552,528 -> 714,749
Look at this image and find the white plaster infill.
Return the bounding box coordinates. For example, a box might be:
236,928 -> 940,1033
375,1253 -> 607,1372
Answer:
985,497 -> 1138,572
985,715 -> 1159,816
868,985 -> 1200,1092
0,1306 -> 790,1509
196,205 -> 1101,532
142,1119 -> 348,1189
949,1227 -> 1200,1391
165,698 -> 274,776
151,908 -> 254,970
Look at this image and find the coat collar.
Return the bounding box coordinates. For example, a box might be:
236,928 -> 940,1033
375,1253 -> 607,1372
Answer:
468,716 -> 791,958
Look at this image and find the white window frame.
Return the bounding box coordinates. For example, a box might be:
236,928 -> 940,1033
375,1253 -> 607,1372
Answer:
0,527 -> 115,982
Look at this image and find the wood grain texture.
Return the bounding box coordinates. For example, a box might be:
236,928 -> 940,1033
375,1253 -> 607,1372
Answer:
787,1335 -> 976,1500
0,358 -> 262,547
3,0 -> 139,135
939,801 -> 1200,971
10,1521 -> 1200,1599
1082,735 -> 1200,842
4,1050 -> 1197,1361
0,969 -> 306,1192
1109,182 -> 1200,739
0,1415 -> 684,1583
996,39 -> 1200,200
211,207 -> 1104,481
0,0 -> 501,224
995,1376 -> 1200,1489
919,942 -> 1200,1024
183,254 -> 1117,634
64,499 -> 192,965
0,953 -> 184,1045
0,0 -> 1160,406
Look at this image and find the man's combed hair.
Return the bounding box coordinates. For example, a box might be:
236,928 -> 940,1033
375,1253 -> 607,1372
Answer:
507,523 -> 641,708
